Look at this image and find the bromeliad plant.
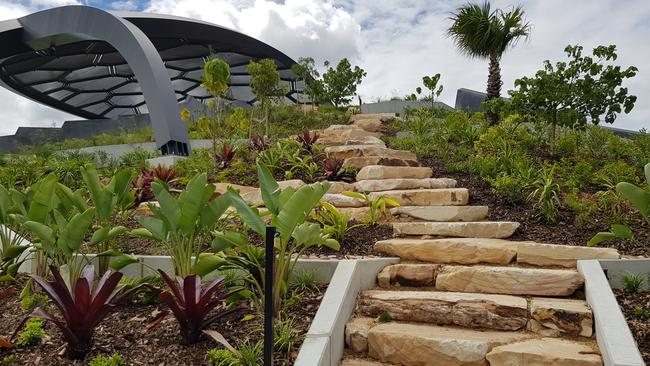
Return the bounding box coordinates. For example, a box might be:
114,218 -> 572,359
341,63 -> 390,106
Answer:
132,173 -> 241,344
214,161 -> 339,314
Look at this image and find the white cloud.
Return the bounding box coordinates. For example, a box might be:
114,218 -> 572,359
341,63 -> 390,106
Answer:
0,0 -> 648,136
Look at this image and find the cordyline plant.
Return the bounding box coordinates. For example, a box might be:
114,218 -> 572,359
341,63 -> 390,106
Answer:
14,265 -> 146,359
132,173 -> 241,343
132,166 -> 177,205
295,128 -> 320,153
323,158 -> 344,181
213,161 -> 339,314
214,142 -> 238,168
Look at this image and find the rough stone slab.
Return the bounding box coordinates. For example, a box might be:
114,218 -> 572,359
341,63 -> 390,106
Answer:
436,265 -> 584,296
326,181 -> 356,194
357,166 -> 432,180
345,317 -> 377,353
374,238 -> 517,265
241,179 -> 305,204
343,157 -> 420,169
323,193 -> 366,207
368,322 -> 532,366
353,118 -> 383,132
529,298 -> 593,337
486,338 -> 602,366
354,178 -> 456,192
390,206 -> 488,222
318,135 -> 386,147
377,264 -> 439,288
359,290 -> 528,331
393,221 -> 520,238
326,145 -> 417,161
213,182 -> 257,196
516,242 -> 620,268
340,358 -> 393,366
350,113 -> 395,122
369,188 -> 469,207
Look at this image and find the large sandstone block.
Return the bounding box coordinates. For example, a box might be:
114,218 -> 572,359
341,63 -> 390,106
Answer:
345,317 -> 377,353
353,118 -> 384,132
240,179 -> 305,205
213,182 -> 257,196
350,113 -> 395,122
326,181 -> 356,194
374,238 -> 517,265
357,166 -> 432,180
368,323 -> 532,366
390,206 -> 488,222
340,358 -> 393,366
358,290 -> 528,331
516,242 -> 620,268
325,145 -> 417,161
393,221 -> 520,238
354,178 -> 456,192
342,157 -> 420,169
369,188 -> 469,206
377,264 -> 439,287
435,265 -> 584,296
486,338 -> 602,366
529,298 -> 593,337
322,193 -> 366,207
318,126 -> 385,147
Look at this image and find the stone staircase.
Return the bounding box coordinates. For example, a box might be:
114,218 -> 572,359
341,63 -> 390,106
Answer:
320,114 -> 620,366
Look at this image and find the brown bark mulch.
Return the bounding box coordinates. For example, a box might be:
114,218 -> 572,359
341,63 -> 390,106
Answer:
614,289 -> 650,364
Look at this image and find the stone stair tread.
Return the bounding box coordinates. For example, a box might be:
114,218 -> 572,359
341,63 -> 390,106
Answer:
343,157 -> 420,169
390,205 -> 488,222
354,178 -> 457,192
486,338 -> 602,365
393,221 -> 520,239
369,188 -> 469,206
516,241 -> 620,267
326,145 -> 417,161
357,165 -> 433,180
340,357 -> 395,366
375,238 -> 517,265
358,289 -> 528,331
436,265 -> 584,296
529,298 -> 593,337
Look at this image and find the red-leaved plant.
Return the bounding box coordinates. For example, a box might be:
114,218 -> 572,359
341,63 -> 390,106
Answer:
14,265 -> 148,359
324,158 -> 344,181
248,134 -> 267,152
213,143 -> 238,168
296,128 -> 320,153
158,270 -> 240,344
132,166 -> 177,205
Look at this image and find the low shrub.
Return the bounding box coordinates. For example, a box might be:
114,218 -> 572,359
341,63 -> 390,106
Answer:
15,318 -> 45,347
88,354 -> 126,366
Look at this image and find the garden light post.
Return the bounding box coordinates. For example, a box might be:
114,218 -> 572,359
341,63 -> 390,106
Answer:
264,226 -> 276,365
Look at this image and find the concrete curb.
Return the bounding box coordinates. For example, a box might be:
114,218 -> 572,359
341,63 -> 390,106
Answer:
599,258 -> 650,291
578,260 -> 645,366
294,258 -> 399,366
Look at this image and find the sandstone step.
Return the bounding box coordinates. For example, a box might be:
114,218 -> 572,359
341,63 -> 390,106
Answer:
390,206 -> 488,222
353,118 -> 384,132
340,358 -> 393,366
240,179 -> 305,204
486,338 -> 602,366
326,145 -> 417,161
528,298 -> 593,337
366,322 -> 533,366
354,178 -> 457,192
346,317 -> 376,353
369,188 -> 469,207
323,193 -> 366,207
358,290 -> 528,331
343,157 -> 420,169
318,125 -> 385,147
327,181 -> 357,194
393,221 -> 520,238
516,241 -> 620,268
357,166 -> 432,180
435,265 -> 584,296
350,113 -> 395,122
374,238 -> 516,265
377,264 -> 440,288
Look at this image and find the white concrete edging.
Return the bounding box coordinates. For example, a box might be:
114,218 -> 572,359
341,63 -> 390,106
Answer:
294,258 -> 399,366
599,258 -> 650,291
578,259 -> 645,366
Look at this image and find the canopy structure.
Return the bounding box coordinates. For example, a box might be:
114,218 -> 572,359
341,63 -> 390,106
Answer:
0,6 -> 300,155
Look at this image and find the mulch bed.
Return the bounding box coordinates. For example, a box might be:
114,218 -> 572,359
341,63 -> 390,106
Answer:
0,276 -> 326,365
614,289 -> 650,364
305,222 -> 394,258
420,156 -> 650,257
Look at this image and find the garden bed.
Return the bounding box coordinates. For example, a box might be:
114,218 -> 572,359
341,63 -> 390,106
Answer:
614,289 -> 650,364
0,275 -> 327,365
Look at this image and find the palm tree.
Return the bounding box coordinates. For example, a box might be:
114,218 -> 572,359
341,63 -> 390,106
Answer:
448,2 -> 531,124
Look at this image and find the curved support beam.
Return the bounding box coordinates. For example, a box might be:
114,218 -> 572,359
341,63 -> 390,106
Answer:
18,5 -> 190,155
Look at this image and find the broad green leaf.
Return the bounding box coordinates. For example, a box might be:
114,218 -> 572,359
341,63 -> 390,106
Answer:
193,253 -> 226,277
58,208 -> 96,253
130,228 -> 156,240
588,231 -> 616,246
617,182 -> 650,217
212,230 -> 248,252
611,224 -> 633,239
55,184 -> 88,212
151,181 -> 180,231
96,249 -> 124,257
107,226 -> 128,240
177,174 -> 209,236
228,189 -> 265,236
276,182 -> 329,244
22,221 -> 54,247
341,191 -> 366,200
27,174 -> 57,222
90,227 -> 109,246
1,245 -> 28,261
134,216 -> 166,241
292,222 -> 340,250
109,253 -> 139,271
200,192 -> 232,228
257,162 -> 280,214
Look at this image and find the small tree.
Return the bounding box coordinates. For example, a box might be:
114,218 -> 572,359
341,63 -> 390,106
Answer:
248,59 -> 288,134
508,44 -> 638,143
414,73 -> 444,111
200,57 -> 231,163
290,57 -> 324,106
321,58 -> 366,108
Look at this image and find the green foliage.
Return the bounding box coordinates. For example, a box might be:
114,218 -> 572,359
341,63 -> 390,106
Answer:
414,74 -> 444,111
15,318 -> 45,346
248,59 -> 287,106
291,57 -> 323,104
202,57 -> 231,97
320,58 -> 366,107
237,341 -> 263,366
594,161 -> 640,188
20,292 -> 48,311
632,306 -> 650,320
489,174 -> 526,204
207,348 -> 239,366
528,164 -> 561,223
118,274 -> 163,305
620,272 -> 646,293
342,191 -> 399,225
87,354 -> 126,366
377,311 -> 392,323
312,201 -> 357,243
290,269 -> 318,293
1,355 -> 16,365
274,317 -> 297,354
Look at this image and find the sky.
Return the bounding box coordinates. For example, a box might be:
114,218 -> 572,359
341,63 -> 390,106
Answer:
0,0 -> 648,136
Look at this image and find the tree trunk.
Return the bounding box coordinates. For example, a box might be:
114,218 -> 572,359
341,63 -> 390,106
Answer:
486,54 -> 503,125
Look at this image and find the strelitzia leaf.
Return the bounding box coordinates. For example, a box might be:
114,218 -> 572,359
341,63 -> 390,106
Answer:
611,224 -> 634,239
588,231 -> 616,246
109,254 -> 139,271
193,253 -> 226,277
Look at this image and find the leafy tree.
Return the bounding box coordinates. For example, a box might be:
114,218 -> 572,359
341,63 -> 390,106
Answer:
199,57 -> 233,163
448,1 -> 531,124
507,44 -> 638,143
321,58 -> 366,108
290,57 -> 324,105
248,59 -> 288,133
414,73 -> 444,111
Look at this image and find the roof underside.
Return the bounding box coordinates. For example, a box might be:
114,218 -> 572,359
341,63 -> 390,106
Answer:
0,15 -> 300,120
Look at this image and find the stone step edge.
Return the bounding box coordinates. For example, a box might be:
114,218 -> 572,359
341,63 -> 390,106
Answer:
392,221 -> 521,239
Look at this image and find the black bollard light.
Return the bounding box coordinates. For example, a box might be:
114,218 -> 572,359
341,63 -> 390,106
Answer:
264,226 -> 276,366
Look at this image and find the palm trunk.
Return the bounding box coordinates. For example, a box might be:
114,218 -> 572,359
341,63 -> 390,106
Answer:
486,54 -> 502,125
